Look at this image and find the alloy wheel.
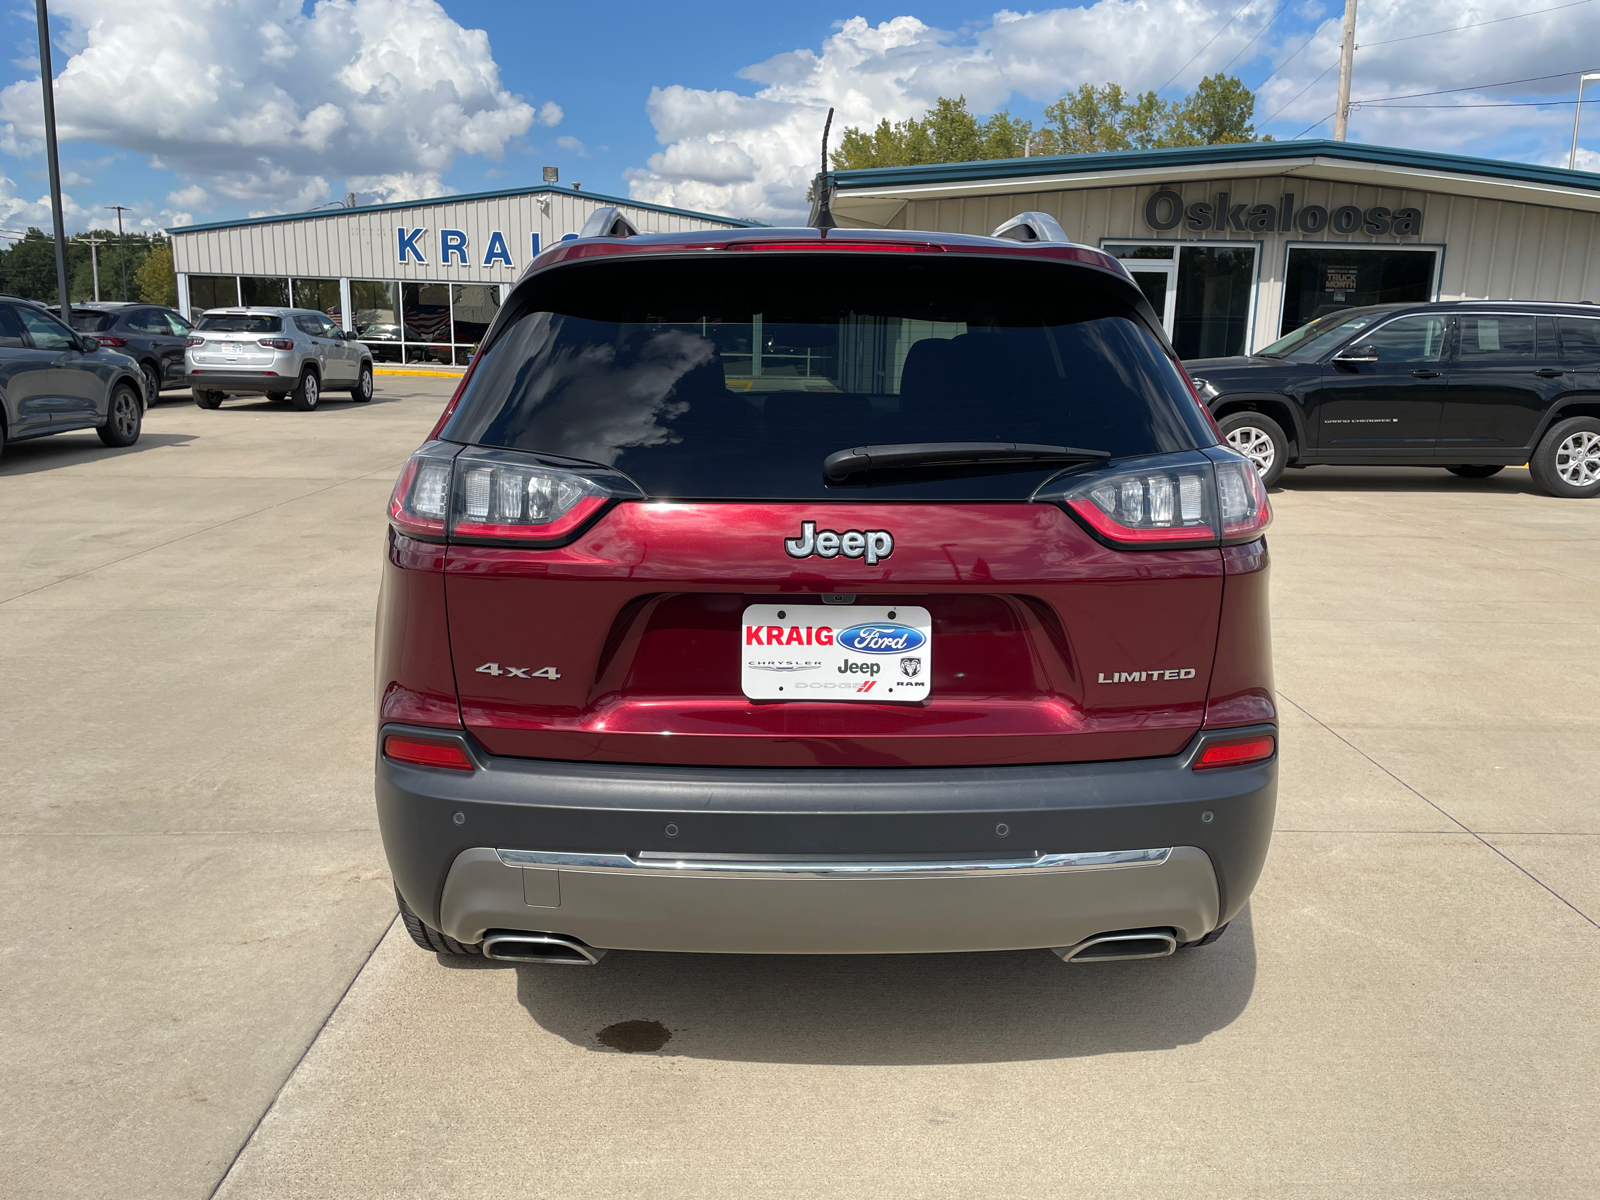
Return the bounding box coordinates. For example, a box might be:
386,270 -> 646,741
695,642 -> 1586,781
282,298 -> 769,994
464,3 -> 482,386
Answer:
1226,425 -> 1276,476
305,374 -> 318,408
1555,430 -> 1600,487
113,390 -> 139,437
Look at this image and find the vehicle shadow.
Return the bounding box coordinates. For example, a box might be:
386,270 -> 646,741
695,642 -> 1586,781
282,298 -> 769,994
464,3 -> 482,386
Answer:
0,431 -> 197,476
437,907 -> 1258,1065
1270,465 -> 1535,495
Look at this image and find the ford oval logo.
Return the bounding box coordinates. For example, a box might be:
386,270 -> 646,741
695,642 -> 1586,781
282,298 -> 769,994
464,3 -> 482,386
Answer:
835,623 -> 926,654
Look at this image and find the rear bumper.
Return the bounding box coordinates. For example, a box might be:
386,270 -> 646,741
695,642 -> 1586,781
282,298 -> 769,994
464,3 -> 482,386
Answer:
186,364 -> 295,394
376,723 -> 1277,954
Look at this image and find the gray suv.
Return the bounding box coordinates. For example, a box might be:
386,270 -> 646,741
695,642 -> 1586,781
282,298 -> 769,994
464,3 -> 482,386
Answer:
0,295 -> 146,461
186,306 -> 375,411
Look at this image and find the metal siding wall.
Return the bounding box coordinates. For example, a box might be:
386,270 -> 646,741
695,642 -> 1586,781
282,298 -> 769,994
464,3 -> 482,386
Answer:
899,176 -> 1600,349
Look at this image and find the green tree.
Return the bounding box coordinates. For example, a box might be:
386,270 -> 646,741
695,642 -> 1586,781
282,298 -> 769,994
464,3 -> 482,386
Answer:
136,239 -> 177,307
832,75 -> 1267,171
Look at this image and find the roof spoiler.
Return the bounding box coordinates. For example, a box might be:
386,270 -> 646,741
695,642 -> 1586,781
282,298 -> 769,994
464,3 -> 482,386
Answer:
578,206 -> 641,239
990,212 -> 1072,244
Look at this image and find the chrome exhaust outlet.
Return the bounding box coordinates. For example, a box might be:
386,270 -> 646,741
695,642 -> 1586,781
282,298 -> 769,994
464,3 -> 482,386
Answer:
1052,928 -> 1179,963
481,931 -> 608,966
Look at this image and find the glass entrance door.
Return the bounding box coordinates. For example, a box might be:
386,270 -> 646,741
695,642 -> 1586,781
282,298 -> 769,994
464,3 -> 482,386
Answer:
1105,242 -> 1258,358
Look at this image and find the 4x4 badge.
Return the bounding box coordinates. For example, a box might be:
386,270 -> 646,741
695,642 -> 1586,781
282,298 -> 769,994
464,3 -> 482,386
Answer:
784,521 -> 894,565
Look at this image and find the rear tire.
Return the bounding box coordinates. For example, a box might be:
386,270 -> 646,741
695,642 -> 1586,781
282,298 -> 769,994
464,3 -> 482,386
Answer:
396,887 -> 480,956
1529,416 -> 1600,498
266,391 -> 289,403
290,368 -> 320,412
1218,411 -> 1288,488
350,362 -> 373,402
139,362 -> 160,408
193,388 -> 223,409
97,383 -> 142,447
1446,464 -> 1503,479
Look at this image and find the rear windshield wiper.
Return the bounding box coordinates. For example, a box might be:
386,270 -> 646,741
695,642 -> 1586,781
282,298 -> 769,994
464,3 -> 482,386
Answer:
823,442 -> 1109,482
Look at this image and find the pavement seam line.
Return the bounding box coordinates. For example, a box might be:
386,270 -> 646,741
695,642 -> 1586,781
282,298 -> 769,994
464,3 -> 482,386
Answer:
1277,690 -> 1600,931
205,913 -> 399,1200
0,467 -> 394,609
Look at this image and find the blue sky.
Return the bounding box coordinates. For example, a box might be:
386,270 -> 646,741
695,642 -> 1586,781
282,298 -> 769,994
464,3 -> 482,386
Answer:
0,0 -> 1594,233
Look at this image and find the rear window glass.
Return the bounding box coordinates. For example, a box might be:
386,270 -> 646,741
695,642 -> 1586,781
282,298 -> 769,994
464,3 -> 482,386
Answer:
444,256 -> 1210,500
196,313 -> 282,333
68,311 -> 117,332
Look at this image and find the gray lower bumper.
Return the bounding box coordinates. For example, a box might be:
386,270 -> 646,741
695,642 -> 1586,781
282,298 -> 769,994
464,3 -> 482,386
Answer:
187,371 -> 290,394
439,844 -> 1220,952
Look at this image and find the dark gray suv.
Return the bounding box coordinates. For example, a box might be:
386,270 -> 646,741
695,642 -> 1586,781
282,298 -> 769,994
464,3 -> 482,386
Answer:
0,296 -> 146,461
56,302 -> 194,404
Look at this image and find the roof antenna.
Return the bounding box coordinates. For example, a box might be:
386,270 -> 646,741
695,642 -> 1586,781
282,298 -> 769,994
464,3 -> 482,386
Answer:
809,106 -> 837,231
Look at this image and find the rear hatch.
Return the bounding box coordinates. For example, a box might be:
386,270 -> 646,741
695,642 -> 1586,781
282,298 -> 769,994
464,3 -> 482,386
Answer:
392,247 -> 1268,767
190,312 -> 283,368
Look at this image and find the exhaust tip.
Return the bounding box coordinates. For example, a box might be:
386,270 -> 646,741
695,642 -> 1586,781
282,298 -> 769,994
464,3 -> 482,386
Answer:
1052,928 -> 1179,963
481,931 -> 608,966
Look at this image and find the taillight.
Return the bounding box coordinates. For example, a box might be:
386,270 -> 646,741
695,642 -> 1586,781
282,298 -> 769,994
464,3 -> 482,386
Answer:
450,451 -> 609,542
185,336 -> 204,347
1194,734 -> 1275,769
383,734 -> 473,771
1214,456 -> 1272,544
259,338 -> 294,350
96,335 -> 127,347
725,241 -> 941,252
387,446 -> 637,545
1045,451 -> 1271,551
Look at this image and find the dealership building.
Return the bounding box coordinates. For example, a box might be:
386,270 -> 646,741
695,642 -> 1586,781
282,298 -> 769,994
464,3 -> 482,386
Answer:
167,184 -> 756,365
819,140 -> 1600,357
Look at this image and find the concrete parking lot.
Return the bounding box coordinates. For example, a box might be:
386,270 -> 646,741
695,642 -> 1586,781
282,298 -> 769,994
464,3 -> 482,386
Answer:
2,377 -> 1596,1200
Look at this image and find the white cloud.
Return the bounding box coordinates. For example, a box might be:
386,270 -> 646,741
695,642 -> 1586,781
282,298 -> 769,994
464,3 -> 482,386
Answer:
167,184 -> 209,210
630,2 -> 1600,223
0,0 -> 540,214
556,135 -> 591,157
537,101 -> 564,126
0,170 -> 91,229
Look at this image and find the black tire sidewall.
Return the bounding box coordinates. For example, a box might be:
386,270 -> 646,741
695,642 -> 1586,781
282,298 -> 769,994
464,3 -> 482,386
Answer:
98,384 -> 142,446
1530,417 -> 1600,498
193,388 -> 221,409
351,364 -> 373,401
291,368 -> 320,411
140,363 -> 160,407
1219,411 -> 1289,488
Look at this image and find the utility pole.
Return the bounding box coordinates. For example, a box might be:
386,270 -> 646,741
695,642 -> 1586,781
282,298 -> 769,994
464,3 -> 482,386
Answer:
73,234 -> 106,300
1571,72 -> 1600,169
34,0 -> 70,317
1333,0 -> 1358,141
107,204 -> 131,299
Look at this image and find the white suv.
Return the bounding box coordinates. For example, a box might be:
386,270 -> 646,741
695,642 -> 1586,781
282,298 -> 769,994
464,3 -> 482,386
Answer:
186,306 -> 374,411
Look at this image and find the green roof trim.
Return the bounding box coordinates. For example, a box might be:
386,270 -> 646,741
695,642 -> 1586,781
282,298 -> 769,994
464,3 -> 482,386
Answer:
169,183 -> 760,236
827,139 -> 1600,195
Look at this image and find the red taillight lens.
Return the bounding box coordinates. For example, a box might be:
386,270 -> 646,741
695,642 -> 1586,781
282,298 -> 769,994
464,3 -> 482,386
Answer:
388,454 -> 452,538
1063,467 -> 1217,547
259,338 -> 294,350
725,241 -> 941,252
450,453 -> 608,542
383,734 -> 473,771
185,336 -> 204,347
96,335 -> 127,347
1215,457 -> 1273,544
1194,735 -> 1276,770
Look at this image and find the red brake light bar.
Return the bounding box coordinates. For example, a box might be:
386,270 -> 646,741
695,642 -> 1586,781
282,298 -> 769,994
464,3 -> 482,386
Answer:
383,734 -> 474,771
725,241 -> 942,253
1194,735 -> 1276,770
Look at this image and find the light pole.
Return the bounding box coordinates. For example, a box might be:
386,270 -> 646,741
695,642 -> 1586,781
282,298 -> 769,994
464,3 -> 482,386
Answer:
74,233 -> 106,300
1571,72 -> 1600,170
34,0 -> 70,317
107,204 -> 131,299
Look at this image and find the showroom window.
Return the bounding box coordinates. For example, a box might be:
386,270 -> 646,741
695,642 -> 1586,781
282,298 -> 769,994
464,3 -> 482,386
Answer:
240,276 -> 289,307
1103,242 -> 1258,358
188,275 -> 238,313
1280,247 -> 1438,335
292,277 -> 342,321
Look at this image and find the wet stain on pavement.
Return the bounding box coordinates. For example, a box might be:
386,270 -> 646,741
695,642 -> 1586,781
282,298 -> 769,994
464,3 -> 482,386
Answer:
597,1020 -> 673,1053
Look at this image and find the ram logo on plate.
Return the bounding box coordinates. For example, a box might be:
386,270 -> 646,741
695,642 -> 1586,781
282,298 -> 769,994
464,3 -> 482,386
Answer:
834,623 -> 926,654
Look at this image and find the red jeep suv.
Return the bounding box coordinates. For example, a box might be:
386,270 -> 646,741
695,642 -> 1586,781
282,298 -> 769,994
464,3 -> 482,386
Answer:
376,214 -> 1276,967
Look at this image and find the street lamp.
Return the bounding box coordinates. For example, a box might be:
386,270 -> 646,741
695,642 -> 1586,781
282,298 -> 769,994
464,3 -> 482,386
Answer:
1571,72 -> 1600,170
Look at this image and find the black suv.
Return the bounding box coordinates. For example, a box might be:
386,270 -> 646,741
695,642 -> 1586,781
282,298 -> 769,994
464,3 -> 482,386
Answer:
1186,302 -> 1600,497
56,302 -> 194,405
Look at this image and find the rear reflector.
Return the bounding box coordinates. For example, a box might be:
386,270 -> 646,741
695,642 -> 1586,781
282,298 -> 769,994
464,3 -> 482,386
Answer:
1194,735 -> 1276,770
383,735 -> 473,771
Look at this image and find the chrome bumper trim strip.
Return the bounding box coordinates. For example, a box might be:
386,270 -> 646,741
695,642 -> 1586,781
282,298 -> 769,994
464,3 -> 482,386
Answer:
494,846 -> 1172,880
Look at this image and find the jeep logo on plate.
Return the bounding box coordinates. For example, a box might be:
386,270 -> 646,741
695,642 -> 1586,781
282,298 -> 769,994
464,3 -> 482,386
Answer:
784,521 -> 894,565
835,623 -> 926,654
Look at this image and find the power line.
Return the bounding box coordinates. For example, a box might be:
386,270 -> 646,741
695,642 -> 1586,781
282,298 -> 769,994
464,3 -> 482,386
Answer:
1353,68 -> 1600,105
1156,0 -> 1258,94
1255,22 -> 1336,92
1291,110 -> 1337,139
1218,0 -> 1297,75
1358,0 -> 1594,48
1262,58 -> 1339,124
1361,99 -> 1598,108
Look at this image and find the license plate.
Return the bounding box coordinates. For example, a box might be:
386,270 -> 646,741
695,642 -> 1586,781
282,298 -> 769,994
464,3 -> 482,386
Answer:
741,604 -> 931,701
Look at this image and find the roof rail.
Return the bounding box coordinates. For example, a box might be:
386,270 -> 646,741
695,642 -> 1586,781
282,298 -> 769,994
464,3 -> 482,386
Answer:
990,212 -> 1072,244
578,206 -> 641,239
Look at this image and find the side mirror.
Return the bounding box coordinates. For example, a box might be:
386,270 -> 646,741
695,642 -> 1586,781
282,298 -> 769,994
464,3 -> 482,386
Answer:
78,334 -> 99,353
1333,343 -> 1379,364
